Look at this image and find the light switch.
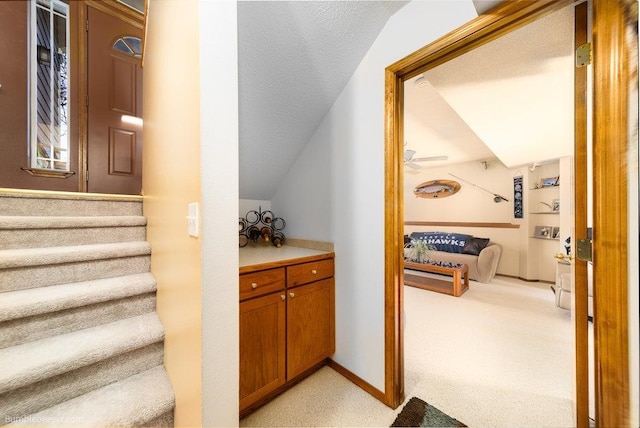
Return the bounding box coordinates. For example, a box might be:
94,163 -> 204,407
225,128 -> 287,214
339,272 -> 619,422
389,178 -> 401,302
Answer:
187,202 -> 199,237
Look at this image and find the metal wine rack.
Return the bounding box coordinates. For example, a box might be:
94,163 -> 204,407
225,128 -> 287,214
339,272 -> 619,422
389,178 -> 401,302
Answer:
239,206 -> 286,248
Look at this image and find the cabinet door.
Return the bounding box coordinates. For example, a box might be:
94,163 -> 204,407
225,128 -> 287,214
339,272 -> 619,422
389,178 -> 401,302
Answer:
287,278 -> 335,379
239,292 -> 286,410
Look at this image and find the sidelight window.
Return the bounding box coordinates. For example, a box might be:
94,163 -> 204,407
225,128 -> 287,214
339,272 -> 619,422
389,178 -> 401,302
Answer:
29,0 -> 70,172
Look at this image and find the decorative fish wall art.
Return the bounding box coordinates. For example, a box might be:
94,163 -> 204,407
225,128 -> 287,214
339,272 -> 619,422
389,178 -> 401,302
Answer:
413,179 -> 461,199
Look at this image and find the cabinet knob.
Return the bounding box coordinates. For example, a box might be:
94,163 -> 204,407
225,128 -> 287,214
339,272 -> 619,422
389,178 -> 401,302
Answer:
289,292 -> 295,298
251,282 -> 258,289
311,269 -> 317,275
281,294 -> 286,301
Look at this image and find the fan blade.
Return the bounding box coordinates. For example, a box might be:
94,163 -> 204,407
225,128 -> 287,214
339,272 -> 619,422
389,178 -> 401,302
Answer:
404,149 -> 416,161
405,169 -> 420,175
406,161 -> 422,170
411,155 -> 449,162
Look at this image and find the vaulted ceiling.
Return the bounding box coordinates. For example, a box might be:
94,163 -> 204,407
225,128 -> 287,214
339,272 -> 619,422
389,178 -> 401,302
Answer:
237,0 -> 573,200
403,4 -> 575,173
238,1 -> 407,200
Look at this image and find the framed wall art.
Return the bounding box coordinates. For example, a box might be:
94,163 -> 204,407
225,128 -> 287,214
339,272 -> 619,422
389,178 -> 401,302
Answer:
540,176 -> 559,187
534,225 -> 552,238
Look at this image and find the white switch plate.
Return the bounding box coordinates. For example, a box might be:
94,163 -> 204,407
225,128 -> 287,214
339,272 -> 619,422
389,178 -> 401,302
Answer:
187,202 -> 199,237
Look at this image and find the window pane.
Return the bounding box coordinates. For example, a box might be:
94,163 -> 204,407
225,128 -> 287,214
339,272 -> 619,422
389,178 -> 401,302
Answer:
123,36 -> 142,54
31,0 -> 69,171
113,36 -> 142,58
113,38 -> 133,55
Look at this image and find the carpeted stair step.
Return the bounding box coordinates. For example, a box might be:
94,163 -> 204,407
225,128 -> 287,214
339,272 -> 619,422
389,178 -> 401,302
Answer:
0,191 -> 142,217
0,242 -> 151,292
0,216 -> 147,250
0,190 -> 175,425
0,343 -> 164,421
7,365 -> 175,427
0,273 -> 158,348
0,312 -> 164,396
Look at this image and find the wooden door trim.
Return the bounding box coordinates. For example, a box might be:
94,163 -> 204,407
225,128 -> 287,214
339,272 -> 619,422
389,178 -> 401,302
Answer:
383,0 -> 574,409
85,0 -> 144,29
77,2 -> 88,192
592,0 -> 631,425
384,2 -> 632,425
573,3 -> 590,427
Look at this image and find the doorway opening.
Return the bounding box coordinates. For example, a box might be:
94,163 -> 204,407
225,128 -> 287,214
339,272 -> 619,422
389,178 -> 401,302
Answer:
383,1 -> 632,426
399,3 -> 580,425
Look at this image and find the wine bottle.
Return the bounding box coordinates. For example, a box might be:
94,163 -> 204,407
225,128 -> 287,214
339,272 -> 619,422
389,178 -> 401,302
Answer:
261,210 -> 274,224
247,226 -> 260,242
260,227 -> 272,242
271,232 -> 285,248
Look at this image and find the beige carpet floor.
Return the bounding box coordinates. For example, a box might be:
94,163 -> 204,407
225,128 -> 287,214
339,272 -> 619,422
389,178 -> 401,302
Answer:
240,275 -> 575,427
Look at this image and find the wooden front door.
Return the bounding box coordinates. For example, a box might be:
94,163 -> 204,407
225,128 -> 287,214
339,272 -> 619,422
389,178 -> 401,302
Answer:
87,6 -> 142,195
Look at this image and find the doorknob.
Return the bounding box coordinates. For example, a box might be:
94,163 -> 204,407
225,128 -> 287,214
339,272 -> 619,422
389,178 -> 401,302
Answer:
289,292 -> 295,298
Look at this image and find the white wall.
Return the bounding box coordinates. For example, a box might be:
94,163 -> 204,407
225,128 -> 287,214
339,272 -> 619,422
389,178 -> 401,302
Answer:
273,0 -> 478,391
404,158 -> 514,223
404,158 -> 520,277
270,120 -> 331,240
199,1 -> 239,426
239,199 -> 271,218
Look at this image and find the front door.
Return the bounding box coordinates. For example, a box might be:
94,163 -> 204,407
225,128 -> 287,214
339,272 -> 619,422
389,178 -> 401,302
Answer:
87,6 -> 143,195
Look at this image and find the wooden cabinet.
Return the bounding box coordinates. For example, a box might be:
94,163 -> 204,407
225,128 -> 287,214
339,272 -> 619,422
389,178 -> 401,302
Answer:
239,253 -> 335,414
239,267 -> 285,301
287,278 -> 335,378
239,292 -> 286,410
286,258 -> 334,287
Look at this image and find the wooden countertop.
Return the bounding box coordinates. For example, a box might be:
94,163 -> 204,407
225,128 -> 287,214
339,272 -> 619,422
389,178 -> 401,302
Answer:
239,244 -> 334,273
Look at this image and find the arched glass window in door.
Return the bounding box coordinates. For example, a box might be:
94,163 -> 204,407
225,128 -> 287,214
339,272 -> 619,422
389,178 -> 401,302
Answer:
112,36 -> 142,58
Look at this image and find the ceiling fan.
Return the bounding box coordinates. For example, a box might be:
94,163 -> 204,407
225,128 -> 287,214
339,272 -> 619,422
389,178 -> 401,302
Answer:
403,148 -> 448,173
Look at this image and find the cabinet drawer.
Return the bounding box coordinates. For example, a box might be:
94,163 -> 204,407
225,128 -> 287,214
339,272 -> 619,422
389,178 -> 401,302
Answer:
240,267 -> 285,301
287,258 -> 334,288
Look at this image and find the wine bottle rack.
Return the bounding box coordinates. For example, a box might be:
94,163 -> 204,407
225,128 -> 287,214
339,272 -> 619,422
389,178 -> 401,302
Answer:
239,206 -> 286,248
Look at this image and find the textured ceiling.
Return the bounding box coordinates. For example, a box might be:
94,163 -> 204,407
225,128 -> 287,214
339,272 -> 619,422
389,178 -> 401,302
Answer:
404,78 -> 495,169
238,1 -> 573,198
403,3 -> 574,173
238,1 -> 407,200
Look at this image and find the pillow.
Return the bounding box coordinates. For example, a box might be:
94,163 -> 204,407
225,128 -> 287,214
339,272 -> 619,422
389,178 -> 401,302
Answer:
462,237 -> 490,256
409,232 -> 471,253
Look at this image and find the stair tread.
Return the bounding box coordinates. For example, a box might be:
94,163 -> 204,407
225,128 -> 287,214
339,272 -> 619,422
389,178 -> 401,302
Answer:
0,313 -> 164,394
0,241 -> 151,269
0,273 -> 157,322
0,216 -> 147,230
9,365 -> 174,426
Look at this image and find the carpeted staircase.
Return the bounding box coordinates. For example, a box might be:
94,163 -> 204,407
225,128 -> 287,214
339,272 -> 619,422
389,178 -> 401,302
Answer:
0,190 -> 175,427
